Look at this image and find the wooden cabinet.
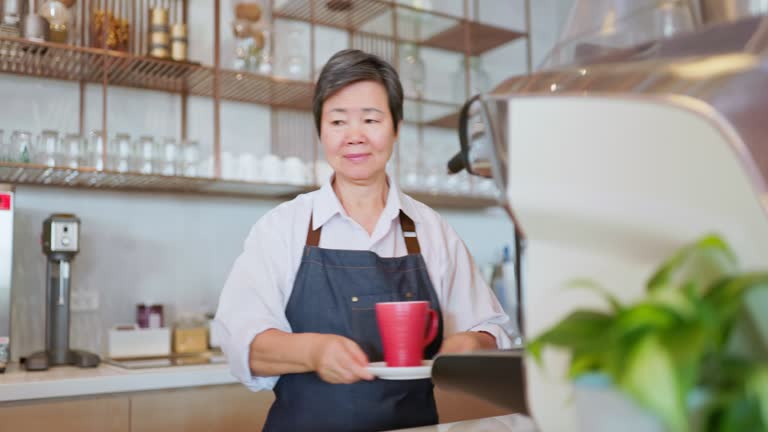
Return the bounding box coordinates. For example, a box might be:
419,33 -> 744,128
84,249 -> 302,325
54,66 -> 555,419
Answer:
130,385 -> 274,432
0,384 -> 509,431
435,386 -> 512,424
0,395 -> 130,432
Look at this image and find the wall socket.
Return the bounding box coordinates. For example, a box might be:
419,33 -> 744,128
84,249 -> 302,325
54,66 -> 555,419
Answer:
70,290 -> 99,312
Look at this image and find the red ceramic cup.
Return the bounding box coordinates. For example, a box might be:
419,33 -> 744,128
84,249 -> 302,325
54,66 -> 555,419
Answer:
375,301 -> 439,367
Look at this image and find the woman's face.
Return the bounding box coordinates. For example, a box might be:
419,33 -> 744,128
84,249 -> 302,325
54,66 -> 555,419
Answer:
320,80 -> 398,184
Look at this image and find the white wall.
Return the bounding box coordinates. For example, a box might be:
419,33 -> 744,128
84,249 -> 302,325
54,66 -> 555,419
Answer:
2,1 -> 574,359
9,186 -> 513,359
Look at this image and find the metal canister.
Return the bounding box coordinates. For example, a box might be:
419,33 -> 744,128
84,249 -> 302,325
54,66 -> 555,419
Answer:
170,23 -> 187,62
148,7 -> 169,59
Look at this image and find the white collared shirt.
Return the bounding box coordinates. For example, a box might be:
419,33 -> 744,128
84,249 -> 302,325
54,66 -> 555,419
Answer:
214,177 -> 512,391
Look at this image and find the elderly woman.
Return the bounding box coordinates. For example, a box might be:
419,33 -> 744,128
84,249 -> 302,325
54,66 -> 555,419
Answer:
215,49 -> 512,432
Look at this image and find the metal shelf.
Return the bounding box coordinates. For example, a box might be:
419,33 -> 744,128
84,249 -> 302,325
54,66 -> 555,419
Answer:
0,163 -> 496,208
0,162 -> 309,197
275,0 -> 393,30
0,36 -> 210,94
0,37 -> 318,110
274,0 -> 527,56
423,20 -> 527,56
218,70 -> 314,109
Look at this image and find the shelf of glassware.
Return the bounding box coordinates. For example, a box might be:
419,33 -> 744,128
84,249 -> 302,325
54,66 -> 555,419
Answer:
0,36 -> 467,124
0,161 -> 499,207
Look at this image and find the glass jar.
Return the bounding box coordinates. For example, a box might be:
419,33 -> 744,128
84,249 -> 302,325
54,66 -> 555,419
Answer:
451,56 -> 492,103
282,24 -> 307,79
37,129 -> 60,167
9,130 -> 34,163
399,43 -> 425,99
182,139 -> 200,177
87,130 -> 106,171
61,133 -> 86,169
39,1 -> 70,43
109,133 -> 132,173
137,135 -> 156,174
160,137 -> 178,176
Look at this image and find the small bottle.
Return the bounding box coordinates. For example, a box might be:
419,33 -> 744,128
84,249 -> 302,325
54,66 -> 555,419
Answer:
148,7 -> 170,59
149,304 -> 164,328
170,23 -> 187,62
136,304 -> 150,328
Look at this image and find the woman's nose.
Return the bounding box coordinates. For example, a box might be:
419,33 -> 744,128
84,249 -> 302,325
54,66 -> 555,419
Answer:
344,122 -> 365,144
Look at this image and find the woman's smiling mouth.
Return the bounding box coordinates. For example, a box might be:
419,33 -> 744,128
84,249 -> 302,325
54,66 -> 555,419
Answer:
343,153 -> 371,162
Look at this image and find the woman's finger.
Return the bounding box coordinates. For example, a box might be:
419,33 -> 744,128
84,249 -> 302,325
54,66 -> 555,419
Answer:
343,339 -> 369,367
340,341 -> 374,380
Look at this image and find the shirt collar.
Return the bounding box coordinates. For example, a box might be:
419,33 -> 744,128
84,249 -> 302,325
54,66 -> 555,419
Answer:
312,173 -> 421,230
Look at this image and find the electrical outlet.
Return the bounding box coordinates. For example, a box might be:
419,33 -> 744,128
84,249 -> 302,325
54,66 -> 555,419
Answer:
71,291 -> 99,312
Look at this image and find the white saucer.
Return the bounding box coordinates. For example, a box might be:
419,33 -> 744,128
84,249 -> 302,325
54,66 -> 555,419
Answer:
367,360 -> 433,380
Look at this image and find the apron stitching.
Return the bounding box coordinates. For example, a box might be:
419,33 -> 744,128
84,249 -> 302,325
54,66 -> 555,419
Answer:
302,259 -> 426,272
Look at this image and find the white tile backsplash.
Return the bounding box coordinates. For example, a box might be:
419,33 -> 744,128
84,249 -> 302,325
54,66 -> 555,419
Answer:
9,185 -> 513,360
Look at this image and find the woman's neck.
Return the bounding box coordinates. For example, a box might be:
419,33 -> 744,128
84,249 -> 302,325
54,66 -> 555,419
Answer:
333,173 -> 389,235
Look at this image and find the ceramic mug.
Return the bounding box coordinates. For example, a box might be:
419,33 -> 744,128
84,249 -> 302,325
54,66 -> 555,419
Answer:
375,301 -> 438,367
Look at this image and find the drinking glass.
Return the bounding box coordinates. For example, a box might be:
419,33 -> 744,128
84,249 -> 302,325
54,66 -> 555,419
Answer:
10,130 -> 34,164
181,139 -> 200,177
109,133 -> 132,172
37,129 -> 60,167
87,130 -> 106,171
160,137 -> 178,176
61,133 -> 86,169
137,135 -> 156,174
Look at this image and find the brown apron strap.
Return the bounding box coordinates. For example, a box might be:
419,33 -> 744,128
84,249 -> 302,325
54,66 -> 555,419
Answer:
306,214 -> 321,247
399,210 -> 421,255
307,210 -> 420,253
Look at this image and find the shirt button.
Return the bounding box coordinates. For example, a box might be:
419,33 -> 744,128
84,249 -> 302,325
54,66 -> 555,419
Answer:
351,296 -> 359,303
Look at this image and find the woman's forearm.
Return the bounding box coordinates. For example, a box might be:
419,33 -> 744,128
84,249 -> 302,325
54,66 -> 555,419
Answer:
248,329 -> 321,376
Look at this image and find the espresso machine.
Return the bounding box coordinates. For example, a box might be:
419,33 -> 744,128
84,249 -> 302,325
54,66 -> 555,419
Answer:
437,6 -> 768,431
25,214 -> 100,371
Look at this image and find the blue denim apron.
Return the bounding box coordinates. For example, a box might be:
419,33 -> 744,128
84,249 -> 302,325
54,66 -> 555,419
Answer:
263,210 -> 444,432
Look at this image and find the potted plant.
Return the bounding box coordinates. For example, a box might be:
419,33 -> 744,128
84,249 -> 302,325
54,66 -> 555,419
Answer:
528,234 -> 768,432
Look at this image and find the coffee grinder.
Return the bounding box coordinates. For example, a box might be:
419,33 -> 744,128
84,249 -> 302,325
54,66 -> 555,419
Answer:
25,214 -> 100,371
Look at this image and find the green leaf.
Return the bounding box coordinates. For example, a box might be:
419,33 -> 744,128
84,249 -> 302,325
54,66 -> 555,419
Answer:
705,274 -> 768,354
564,278 -> 624,313
619,335 -> 689,432
647,234 -> 738,295
748,366 -> 768,428
648,287 -> 698,319
613,302 -> 683,339
716,395 -> 764,432
526,310 -> 614,365
660,323 -> 709,391
704,273 -> 768,317
742,287 -> 768,362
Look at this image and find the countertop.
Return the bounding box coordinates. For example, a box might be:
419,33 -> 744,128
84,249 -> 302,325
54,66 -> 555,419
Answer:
1,363 -> 539,430
0,362 -> 237,402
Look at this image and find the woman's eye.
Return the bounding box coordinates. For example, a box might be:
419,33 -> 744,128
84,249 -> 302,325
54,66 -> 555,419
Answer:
364,119 -> 379,124
331,120 -> 345,126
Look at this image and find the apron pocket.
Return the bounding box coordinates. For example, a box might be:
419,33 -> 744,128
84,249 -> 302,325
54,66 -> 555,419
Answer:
349,292 -> 398,361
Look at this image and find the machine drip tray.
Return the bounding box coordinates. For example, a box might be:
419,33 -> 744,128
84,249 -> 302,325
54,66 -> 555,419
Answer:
107,350 -> 226,369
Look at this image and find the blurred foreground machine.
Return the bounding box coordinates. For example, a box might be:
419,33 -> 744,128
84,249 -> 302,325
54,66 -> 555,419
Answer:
434,12 -> 768,432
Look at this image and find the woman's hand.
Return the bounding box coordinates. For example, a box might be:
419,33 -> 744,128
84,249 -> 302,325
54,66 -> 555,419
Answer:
309,334 -> 375,384
438,331 -> 497,354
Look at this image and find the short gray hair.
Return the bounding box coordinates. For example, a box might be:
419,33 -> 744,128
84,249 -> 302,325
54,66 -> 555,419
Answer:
313,49 -> 404,136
